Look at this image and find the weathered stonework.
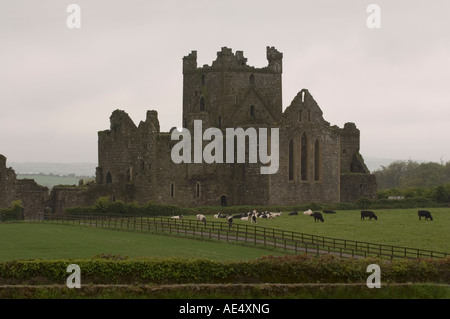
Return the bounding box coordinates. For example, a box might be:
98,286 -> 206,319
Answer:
0,155 -> 48,218
75,46 -> 377,209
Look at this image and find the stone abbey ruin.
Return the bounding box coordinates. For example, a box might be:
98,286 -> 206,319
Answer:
1,47 -> 377,217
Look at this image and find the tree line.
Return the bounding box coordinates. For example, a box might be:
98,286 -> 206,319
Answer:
373,160 -> 450,202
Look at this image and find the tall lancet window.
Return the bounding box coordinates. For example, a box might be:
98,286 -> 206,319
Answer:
200,97 -> 205,111
288,139 -> 294,181
314,140 -> 321,181
301,133 -> 308,181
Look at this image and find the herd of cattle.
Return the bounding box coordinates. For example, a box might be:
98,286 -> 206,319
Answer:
170,209 -> 434,225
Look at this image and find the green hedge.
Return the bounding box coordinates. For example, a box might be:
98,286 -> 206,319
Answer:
66,197 -> 192,217
65,197 -> 446,219
0,200 -> 24,222
0,255 -> 448,285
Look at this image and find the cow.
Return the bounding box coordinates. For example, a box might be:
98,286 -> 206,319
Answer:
170,215 -> 183,220
196,214 -> 207,225
418,210 -> 433,221
323,210 -> 337,214
311,212 -> 324,222
303,209 -> 313,216
226,215 -> 233,228
289,211 -> 298,216
361,211 -> 377,221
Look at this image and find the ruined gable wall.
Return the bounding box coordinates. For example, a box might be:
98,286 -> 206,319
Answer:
338,122 -> 377,201
0,155 -> 48,218
270,124 -> 341,205
15,179 -> 48,218
0,155 -> 17,208
268,90 -> 341,205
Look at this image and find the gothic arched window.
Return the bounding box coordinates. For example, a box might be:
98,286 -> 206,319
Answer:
314,140 -> 321,181
200,97 -> 205,111
106,172 -> 112,184
301,133 -> 308,181
288,139 -> 294,181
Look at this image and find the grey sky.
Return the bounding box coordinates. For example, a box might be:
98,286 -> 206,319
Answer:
1,0 -> 449,164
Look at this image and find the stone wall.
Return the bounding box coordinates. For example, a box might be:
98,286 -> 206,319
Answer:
0,154 -> 48,218
0,154 -> 17,209
340,173 -> 378,202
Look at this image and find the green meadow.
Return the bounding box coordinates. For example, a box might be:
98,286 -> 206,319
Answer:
0,223 -> 288,262
0,208 -> 448,262
185,207 -> 450,253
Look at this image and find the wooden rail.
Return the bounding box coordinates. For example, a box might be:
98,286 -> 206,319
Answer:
27,213 -> 449,260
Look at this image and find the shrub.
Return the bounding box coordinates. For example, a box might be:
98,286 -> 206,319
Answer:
0,255 -> 448,285
0,200 -> 24,222
66,199 -> 193,218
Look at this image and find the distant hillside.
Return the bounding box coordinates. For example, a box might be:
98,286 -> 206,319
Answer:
9,162 -> 96,177
16,174 -> 93,190
9,158 -> 395,177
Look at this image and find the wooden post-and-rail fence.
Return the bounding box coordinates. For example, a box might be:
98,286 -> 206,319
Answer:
26,213 -> 449,260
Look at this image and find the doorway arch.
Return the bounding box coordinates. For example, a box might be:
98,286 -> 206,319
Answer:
220,195 -> 227,207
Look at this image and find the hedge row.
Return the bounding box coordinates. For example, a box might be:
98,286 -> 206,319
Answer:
63,196 -> 446,220
0,200 -> 24,222
66,198 -> 191,217
1,255 -> 449,286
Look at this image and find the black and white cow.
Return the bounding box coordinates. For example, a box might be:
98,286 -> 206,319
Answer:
196,214 -> 207,225
226,215 -> 233,228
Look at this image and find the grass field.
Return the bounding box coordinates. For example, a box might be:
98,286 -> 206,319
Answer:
0,208 -> 448,262
184,207 -> 450,253
0,223 -> 289,262
1,211 -> 449,300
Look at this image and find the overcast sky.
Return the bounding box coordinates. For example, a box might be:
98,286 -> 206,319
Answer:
1,0 -> 449,165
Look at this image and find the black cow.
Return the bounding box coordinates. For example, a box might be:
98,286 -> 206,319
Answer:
418,210 -> 433,221
289,211 -> 298,216
361,210 -> 378,221
323,210 -> 337,214
311,212 -> 324,222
